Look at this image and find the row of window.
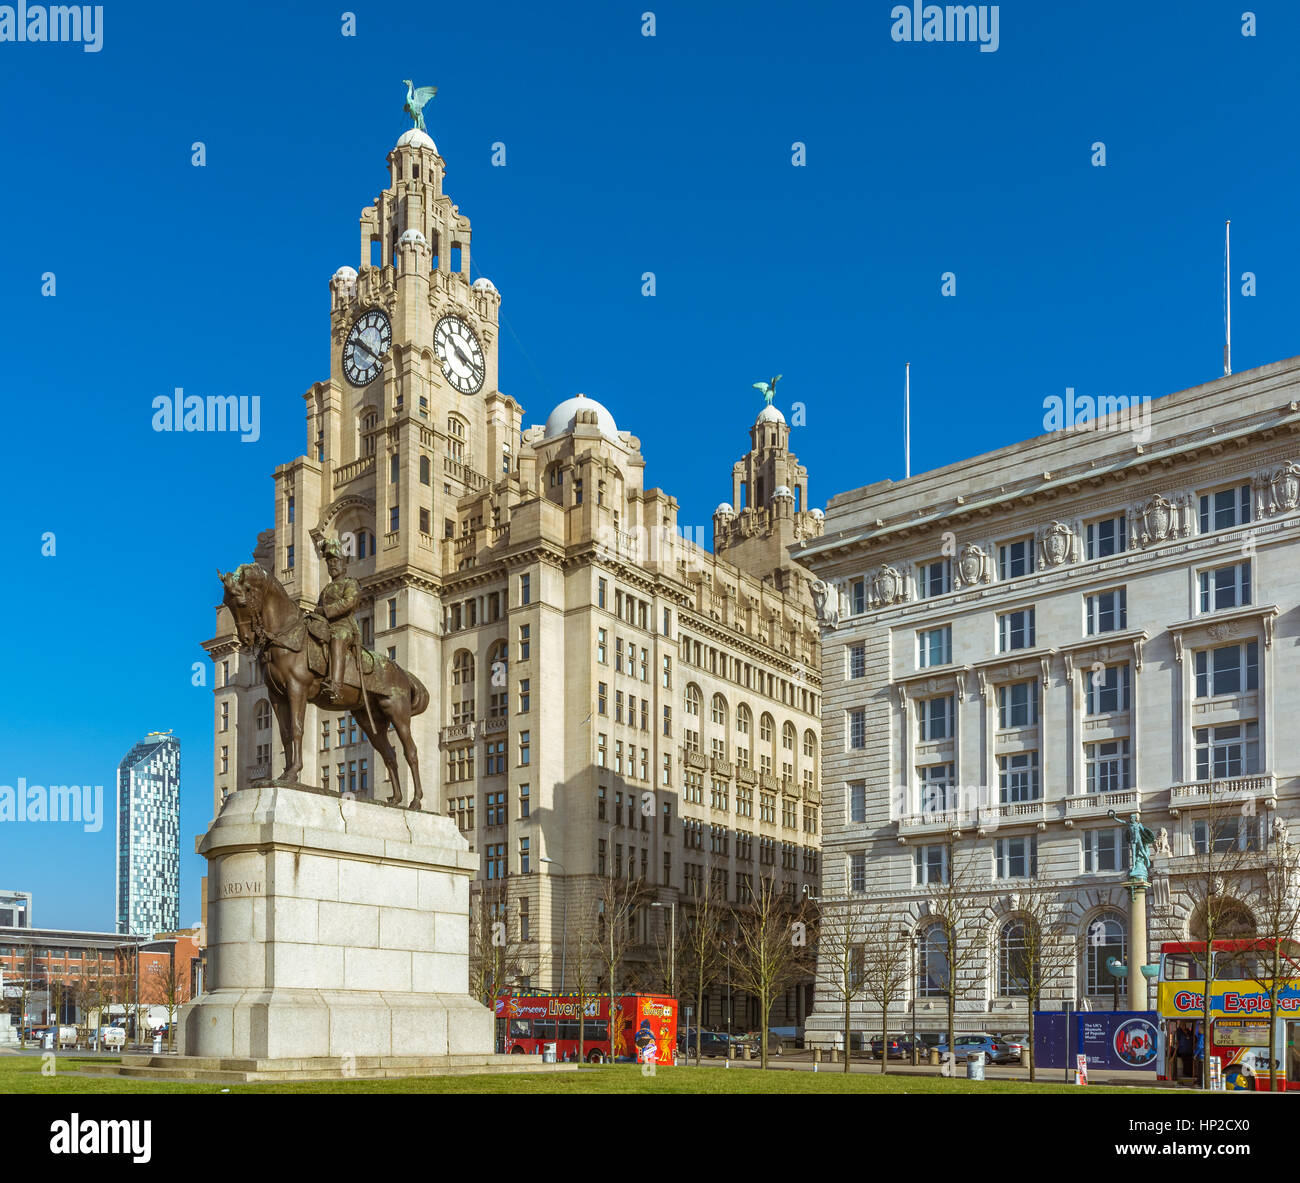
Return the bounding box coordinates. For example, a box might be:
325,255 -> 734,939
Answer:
679,631 -> 818,714
852,485 -> 1257,614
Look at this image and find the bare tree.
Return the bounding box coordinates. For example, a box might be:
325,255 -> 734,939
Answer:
1245,817 -> 1300,1091
729,877 -> 812,1069
146,956 -> 189,1052
468,881 -> 531,1005
858,904 -> 912,1074
1180,795 -> 1257,1090
815,896 -> 875,1072
998,879 -> 1079,1081
586,870 -> 647,1061
922,836 -> 986,1065
677,877 -> 727,1063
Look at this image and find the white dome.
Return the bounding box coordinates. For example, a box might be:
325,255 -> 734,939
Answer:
715,502 -> 734,515
397,228 -> 428,247
757,404 -> 786,425
396,128 -> 438,153
543,393 -> 619,440
331,265 -> 357,287
774,485 -> 794,499
472,277 -> 498,293
810,507 -> 825,519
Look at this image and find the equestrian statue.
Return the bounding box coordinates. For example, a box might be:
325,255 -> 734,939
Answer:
218,537 -> 429,809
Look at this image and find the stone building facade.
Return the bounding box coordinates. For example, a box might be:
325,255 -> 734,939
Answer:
203,128 -> 823,1030
793,359 -> 1300,1043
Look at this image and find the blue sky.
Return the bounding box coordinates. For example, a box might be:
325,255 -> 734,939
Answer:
2,1 -> 1297,931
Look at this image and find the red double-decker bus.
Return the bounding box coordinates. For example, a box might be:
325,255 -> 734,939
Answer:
494,993 -> 678,1065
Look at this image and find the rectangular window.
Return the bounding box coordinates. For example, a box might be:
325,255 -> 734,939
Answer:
1084,739 -> 1131,794
998,609 -> 1035,652
914,844 -> 948,885
1199,483 -> 1252,533
1085,587 -> 1127,635
597,629 -> 607,663
848,643 -> 866,679
917,695 -> 954,741
1199,562 -> 1251,612
1082,828 -> 1126,873
598,578 -> 607,609
518,730 -> 531,765
918,625 -> 952,669
848,708 -> 866,750
917,559 -> 951,599
998,751 -> 1040,802
849,780 -> 866,823
662,655 -> 672,688
520,573 -> 531,605
1194,721 -> 1260,781
518,624 -> 531,661
997,682 -> 1038,729
519,837 -> 530,875
850,851 -> 867,893
1195,641 -> 1259,697
615,637 -> 624,673
994,835 -> 1038,879
1194,815 -> 1263,854
917,763 -> 955,813
998,538 -> 1036,580
850,579 -> 867,615
597,734 -> 607,768
1084,514 -> 1127,560
519,679 -> 531,712
1085,663 -> 1131,715
389,505 -> 399,532
387,598 -> 397,629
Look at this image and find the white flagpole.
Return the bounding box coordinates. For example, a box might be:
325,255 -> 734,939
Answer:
905,362 -> 911,479
1224,220 -> 1232,376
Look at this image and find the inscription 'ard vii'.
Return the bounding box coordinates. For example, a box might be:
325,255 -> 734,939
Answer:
221,880 -> 264,897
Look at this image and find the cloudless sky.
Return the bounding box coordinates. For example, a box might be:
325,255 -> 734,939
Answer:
2,1 -> 1297,930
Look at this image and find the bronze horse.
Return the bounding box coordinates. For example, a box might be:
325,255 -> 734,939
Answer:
218,563 -> 430,809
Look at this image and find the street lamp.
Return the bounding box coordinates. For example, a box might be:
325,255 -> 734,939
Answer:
539,856 -> 567,993
649,901 -> 676,1001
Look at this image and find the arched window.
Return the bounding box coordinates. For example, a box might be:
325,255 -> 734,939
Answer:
919,923 -> 949,998
1084,913 -> 1126,995
684,684 -> 701,717
360,408 -> 378,457
419,455 -> 431,485
802,729 -> 817,763
711,694 -> 728,727
782,721 -> 796,751
737,705 -> 752,735
452,650 -> 475,686
760,713 -> 774,744
998,919 -> 1032,996
254,700 -> 271,730
486,639 -> 508,685
447,416 -> 466,463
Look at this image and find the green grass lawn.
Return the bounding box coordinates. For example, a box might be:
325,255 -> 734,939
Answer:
0,1053 -> 1165,1095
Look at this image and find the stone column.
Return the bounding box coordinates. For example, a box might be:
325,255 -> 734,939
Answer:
1128,879 -> 1149,1012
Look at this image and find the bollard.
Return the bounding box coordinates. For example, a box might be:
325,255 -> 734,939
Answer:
930,1048 -> 939,1067
743,1045 -> 752,1061
813,1047 -> 822,1064
1020,1047 -> 1029,1069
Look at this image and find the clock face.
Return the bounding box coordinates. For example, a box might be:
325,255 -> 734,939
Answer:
434,315 -> 486,395
342,310 -> 391,386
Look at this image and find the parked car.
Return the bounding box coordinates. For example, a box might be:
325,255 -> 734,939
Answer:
738,1030 -> 782,1056
677,1029 -> 743,1059
767,1026 -> 805,1050
994,1032 -> 1028,1060
99,1026 -> 127,1051
935,1035 -> 1018,1064
868,1034 -> 916,1060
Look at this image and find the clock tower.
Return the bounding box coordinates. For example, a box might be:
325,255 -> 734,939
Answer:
265,125 -> 524,801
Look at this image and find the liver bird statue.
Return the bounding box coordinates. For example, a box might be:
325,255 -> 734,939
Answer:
402,80 -> 438,132
752,374 -> 783,406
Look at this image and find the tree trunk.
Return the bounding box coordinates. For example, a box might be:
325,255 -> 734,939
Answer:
1027,1000 -> 1036,1082
844,982 -> 853,1075
947,992 -> 956,1075
880,1002 -> 889,1075
760,986 -> 769,1071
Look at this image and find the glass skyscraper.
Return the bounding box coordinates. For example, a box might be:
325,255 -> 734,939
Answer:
115,732 -> 181,936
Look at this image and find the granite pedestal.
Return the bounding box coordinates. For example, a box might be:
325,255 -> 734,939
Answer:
180,783 -> 493,1065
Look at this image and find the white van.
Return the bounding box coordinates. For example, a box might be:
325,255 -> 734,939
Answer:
57,1026 -> 78,1049
100,1027 -> 126,1051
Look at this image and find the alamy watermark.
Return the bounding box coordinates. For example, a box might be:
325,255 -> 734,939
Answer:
890,4 -> 999,53
0,779 -> 103,832
0,4 -> 103,51
1042,387 -> 1151,444
151,388 -> 261,443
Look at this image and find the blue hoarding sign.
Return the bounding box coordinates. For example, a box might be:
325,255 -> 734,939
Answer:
1034,1011 -> 1158,1071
